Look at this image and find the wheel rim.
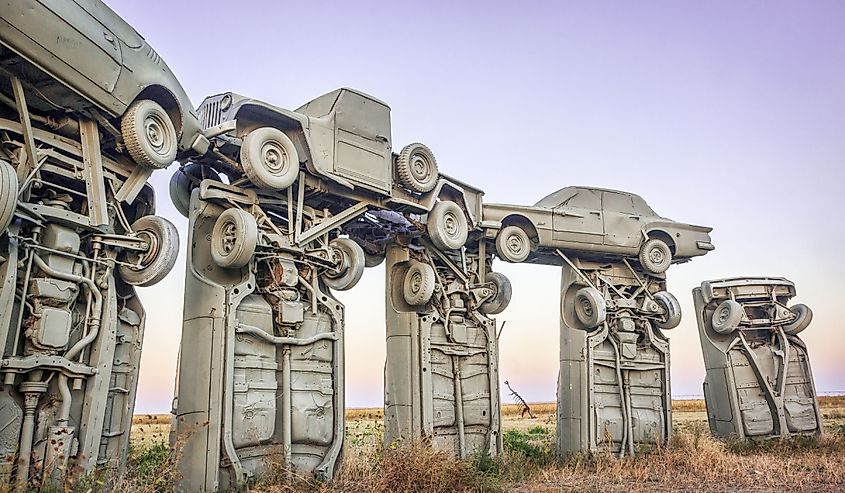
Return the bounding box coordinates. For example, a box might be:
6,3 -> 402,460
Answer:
506,232 -> 526,256
144,113 -> 172,157
410,153 -> 433,182
578,296 -> 593,319
219,220 -> 238,257
261,140 -> 290,175
443,211 -> 459,239
409,271 -> 423,294
649,247 -> 665,265
714,305 -> 731,327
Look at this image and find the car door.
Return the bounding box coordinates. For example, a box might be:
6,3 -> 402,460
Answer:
4,0 -> 122,93
601,191 -> 640,249
551,188 -> 604,245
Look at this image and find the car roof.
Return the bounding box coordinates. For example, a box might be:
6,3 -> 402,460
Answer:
534,186 -> 647,207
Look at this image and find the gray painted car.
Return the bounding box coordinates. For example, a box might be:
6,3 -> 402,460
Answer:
483,186 -> 714,273
693,277 -> 821,439
0,0 -> 207,168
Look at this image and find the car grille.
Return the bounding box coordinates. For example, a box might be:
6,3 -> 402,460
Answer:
200,99 -> 223,130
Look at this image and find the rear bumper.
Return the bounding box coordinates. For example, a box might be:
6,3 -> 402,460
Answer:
696,241 -> 715,251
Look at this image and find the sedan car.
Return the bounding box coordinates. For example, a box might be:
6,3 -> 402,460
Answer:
483,186 -> 714,273
0,0 -> 207,168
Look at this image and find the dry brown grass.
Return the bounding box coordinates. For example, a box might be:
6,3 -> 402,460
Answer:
111,398 -> 845,493
514,428 -> 845,492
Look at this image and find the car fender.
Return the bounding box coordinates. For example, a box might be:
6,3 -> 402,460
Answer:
643,220 -> 713,256
417,179 -> 480,229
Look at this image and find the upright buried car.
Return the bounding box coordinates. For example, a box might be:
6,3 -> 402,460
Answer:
693,277 -> 821,439
0,0 -> 207,168
483,186 -> 714,273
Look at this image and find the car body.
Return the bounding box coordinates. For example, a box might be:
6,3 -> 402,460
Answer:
692,277 -> 821,439
198,89 -> 480,216
483,186 -> 714,269
0,0 -> 206,161
189,89 -> 484,253
699,277 -> 800,329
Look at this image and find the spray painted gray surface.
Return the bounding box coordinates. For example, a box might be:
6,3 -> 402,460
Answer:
693,278 -> 821,440
0,79 -> 178,489
484,188 -> 711,456
384,232 -> 505,458
483,186 -> 713,270
172,186 -> 349,490
0,3 -> 201,487
556,256 -> 675,456
172,86 -> 488,486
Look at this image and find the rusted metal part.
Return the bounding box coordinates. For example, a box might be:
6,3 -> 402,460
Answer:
504,380 -> 536,419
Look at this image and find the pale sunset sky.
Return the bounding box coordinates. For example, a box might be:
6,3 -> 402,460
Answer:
104,0 -> 844,412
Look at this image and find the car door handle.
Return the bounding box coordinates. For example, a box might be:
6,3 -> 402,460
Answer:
589,211 -> 601,216
104,32 -> 116,43
628,215 -> 640,220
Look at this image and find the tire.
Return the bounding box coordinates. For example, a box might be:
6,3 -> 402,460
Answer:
121,99 -> 178,169
240,127 -> 299,190
427,200 -> 468,251
638,238 -> 672,274
118,215 -> 179,287
479,272 -> 512,315
783,304 -> 812,336
211,208 -> 258,269
322,238 -> 365,291
364,251 -> 385,268
711,299 -> 743,334
396,143 -> 438,193
0,159 -> 18,234
653,291 -> 681,329
169,163 -> 221,218
495,225 -> 531,263
573,287 -> 606,329
403,261 -> 436,306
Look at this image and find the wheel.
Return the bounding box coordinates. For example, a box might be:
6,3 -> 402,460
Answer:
169,163 -> 221,218
0,159 -> 18,234
118,215 -> 179,287
240,127 -> 299,190
403,261 -> 435,306
783,304 -> 812,336
121,99 -> 178,169
711,299 -> 743,334
211,208 -> 258,269
572,287 -> 606,329
638,238 -> 672,274
364,251 -> 385,268
479,272 -> 512,315
653,291 -> 681,329
322,238 -> 365,291
396,143 -> 438,193
495,225 -> 531,263
427,200 -> 468,251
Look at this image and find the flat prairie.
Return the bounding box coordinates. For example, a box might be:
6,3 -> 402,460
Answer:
122,397 -> 845,492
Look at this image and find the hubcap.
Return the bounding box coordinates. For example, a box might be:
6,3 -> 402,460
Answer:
411,154 -> 431,180
410,271 -> 423,293
580,297 -> 593,317
144,114 -> 169,155
220,221 -> 238,255
715,306 -> 730,325
444,212 -> 458,237
649,248 -> 664,264
507,233 -> 525,254
262,141 -> 287,174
